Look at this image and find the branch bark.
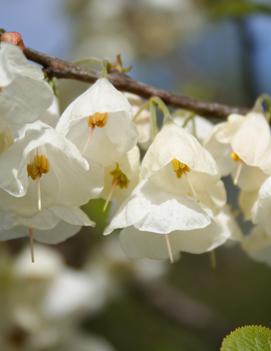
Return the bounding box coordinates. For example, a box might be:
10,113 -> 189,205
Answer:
23,47 -> 249,119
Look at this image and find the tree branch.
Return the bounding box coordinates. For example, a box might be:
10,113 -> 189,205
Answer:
132,279 -> 231,343
24,47 -> 249,119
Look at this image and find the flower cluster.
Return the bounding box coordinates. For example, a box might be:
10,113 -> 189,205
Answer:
1,41 -> 271,265
0,244 -> 116,351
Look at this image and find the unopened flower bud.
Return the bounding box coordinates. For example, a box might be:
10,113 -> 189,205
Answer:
1,31 -> 25,50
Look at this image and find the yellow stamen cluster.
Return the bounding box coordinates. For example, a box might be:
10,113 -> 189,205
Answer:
171,158 -> 190,178
27,154 -> 49,180
88,112 -> 108,129
110,163 -> 129,189
230,151 -> 242,162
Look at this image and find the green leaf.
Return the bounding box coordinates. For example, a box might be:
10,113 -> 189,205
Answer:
221,325 -> 271,351
149,100 -> 158,139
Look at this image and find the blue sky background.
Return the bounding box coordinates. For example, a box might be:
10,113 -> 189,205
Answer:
1,0 -> 271,101
1,0 -> 71,56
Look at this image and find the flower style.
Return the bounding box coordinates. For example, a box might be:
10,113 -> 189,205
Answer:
57,78 -> 138,166
0,43 -> 53,132
205,111 -> 271,190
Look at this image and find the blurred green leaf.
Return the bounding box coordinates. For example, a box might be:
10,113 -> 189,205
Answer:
221,325 -> 271,351
210,0 -> 271,18
82,198 -> 110,233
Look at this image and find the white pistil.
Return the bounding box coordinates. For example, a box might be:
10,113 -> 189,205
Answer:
82,127 -> 94,154
234,163 -> 243,185
165,234 -> 174,264
28,227 -> 35,263
37,178 -> 42,211
186,174 -> 197,199
210,250 -> 216,270
103,181 -> 117,212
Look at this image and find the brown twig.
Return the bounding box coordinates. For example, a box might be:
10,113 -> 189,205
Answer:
23,47 -> 249,119
133,279 -> 230,342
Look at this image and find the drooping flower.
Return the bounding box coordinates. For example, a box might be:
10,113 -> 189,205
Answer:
57,78 -> 138,166
117,207 -> 240,260
141,123 -> 226,213
0,121 -> 103,207
105,123 -> 227,262
104,179 -> 236,261
205,111 -> 271,190
0,42 -> 53,132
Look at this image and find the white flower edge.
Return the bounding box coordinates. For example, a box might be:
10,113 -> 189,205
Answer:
104,179 -> 212,235
118,207 -> 240,260
0,206 -> 94,244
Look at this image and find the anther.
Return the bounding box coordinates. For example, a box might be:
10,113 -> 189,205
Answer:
88,112 -> 108,129
27,154 -> 49,180
103,164 -> 129,212
171,159 -> 190,178
230,151 -> 242,162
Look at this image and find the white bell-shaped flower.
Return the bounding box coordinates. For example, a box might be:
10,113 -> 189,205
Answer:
0,121 -> 103,210
0,42 -> 53,132
205,112 -> 271,190
118,208 -> 240,261
57,78 -> 137,166
105,179 -> 237,261
104,123 -> 227,262
105,180 -> 213,236
141,123 -> 226,213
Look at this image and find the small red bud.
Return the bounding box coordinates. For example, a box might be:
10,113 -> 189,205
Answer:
0,32 -> 25,50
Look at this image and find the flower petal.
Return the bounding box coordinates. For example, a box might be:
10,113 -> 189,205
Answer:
104,180 -> 211,235
231,112 -> 271,169
141,123 -> 218,178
